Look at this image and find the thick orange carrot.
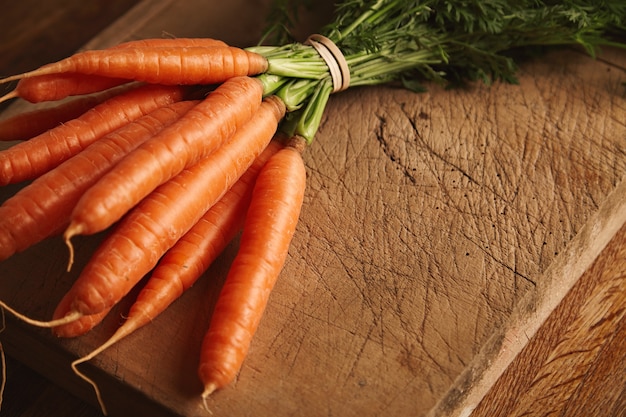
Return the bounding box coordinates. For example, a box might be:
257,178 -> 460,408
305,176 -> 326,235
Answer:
198,136 -> 307,401
0,100 -> 197,261
0,83 -> 138,141
65,76 -> 264,238
0,46 -> 268,86
0,83 -> 187,185
60,95 -> 285,317
53,139 -> 282,340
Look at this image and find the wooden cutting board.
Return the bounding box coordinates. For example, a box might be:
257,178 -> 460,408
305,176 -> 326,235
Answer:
1,1 -> 625,416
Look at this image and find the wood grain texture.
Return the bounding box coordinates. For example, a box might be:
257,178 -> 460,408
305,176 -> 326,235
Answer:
470,221 -> 626,417
0,1 -> 625,417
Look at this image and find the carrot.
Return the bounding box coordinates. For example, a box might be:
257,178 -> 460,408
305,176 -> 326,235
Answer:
0,38 -> 228,104
0,100 -> 197,261
57,140 -> 284,415
0,83 -> 139,141
198,135 -> 307,403
59,95 -> 285,318
65,76 -> 264,239
0,73 -> 131,104
0,83 -> 188,185
0,46 -> 268,86
111,37 -> 228,49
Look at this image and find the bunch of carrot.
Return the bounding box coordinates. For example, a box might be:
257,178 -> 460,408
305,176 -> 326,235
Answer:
2,1 -> 624,414
0,37 -> 307,414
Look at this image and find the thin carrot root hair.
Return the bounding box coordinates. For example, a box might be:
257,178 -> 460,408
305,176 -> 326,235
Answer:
201,383 -> 218,413
70,318 -> 147,415
0,301 -> 82,328
71,355 -> 108,415
0,91 -> 17,105
65,234 -> 76,272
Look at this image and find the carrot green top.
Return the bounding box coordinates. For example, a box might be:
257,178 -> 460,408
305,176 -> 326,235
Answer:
248,0 -> 626,143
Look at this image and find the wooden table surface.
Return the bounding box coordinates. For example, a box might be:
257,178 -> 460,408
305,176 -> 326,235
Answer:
1,2 -> 625,417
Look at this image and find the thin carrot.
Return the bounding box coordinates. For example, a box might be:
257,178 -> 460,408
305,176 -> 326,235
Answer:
57,140 -> 284,415
198,135 -> 307,403
0,73 -> 131,104
0,83 -> 139,141
65,76 -> 264,239
0,83 -> 188,185
0,46 -> 268,86
0,100 -> 197,262
60,95 -> 285,318
111,37 -> 228,49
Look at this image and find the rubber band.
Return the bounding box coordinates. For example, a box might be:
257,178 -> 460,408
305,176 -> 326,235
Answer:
305,34 -> 350,93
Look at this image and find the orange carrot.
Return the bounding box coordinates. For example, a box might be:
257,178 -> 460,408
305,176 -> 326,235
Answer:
0,100 -> 197,261
59,95 -> 285,317
198,135 -> 307,402
0,46 -> 268,86
0,73 -> 131,104
0,83 -> 188,185
0,38 -> 228,104
0,83 -> 139,141
111,37 -> 228,49
65,76 -> 264,238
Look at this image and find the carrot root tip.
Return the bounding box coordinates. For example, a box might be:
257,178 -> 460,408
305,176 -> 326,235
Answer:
71,358 -> 108,415
201,384 -> 217,414
0,302 -> 82,328
65,238 -> 75,272
0,90 -> 17,104
63,224 -> 83,271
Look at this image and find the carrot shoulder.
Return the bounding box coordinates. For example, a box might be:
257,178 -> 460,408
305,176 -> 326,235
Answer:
60,95 -> 285,317
0,84 -> 188,185
65,76 -> 264,238
198,136 -> 307,401
0,100 -> 197,262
